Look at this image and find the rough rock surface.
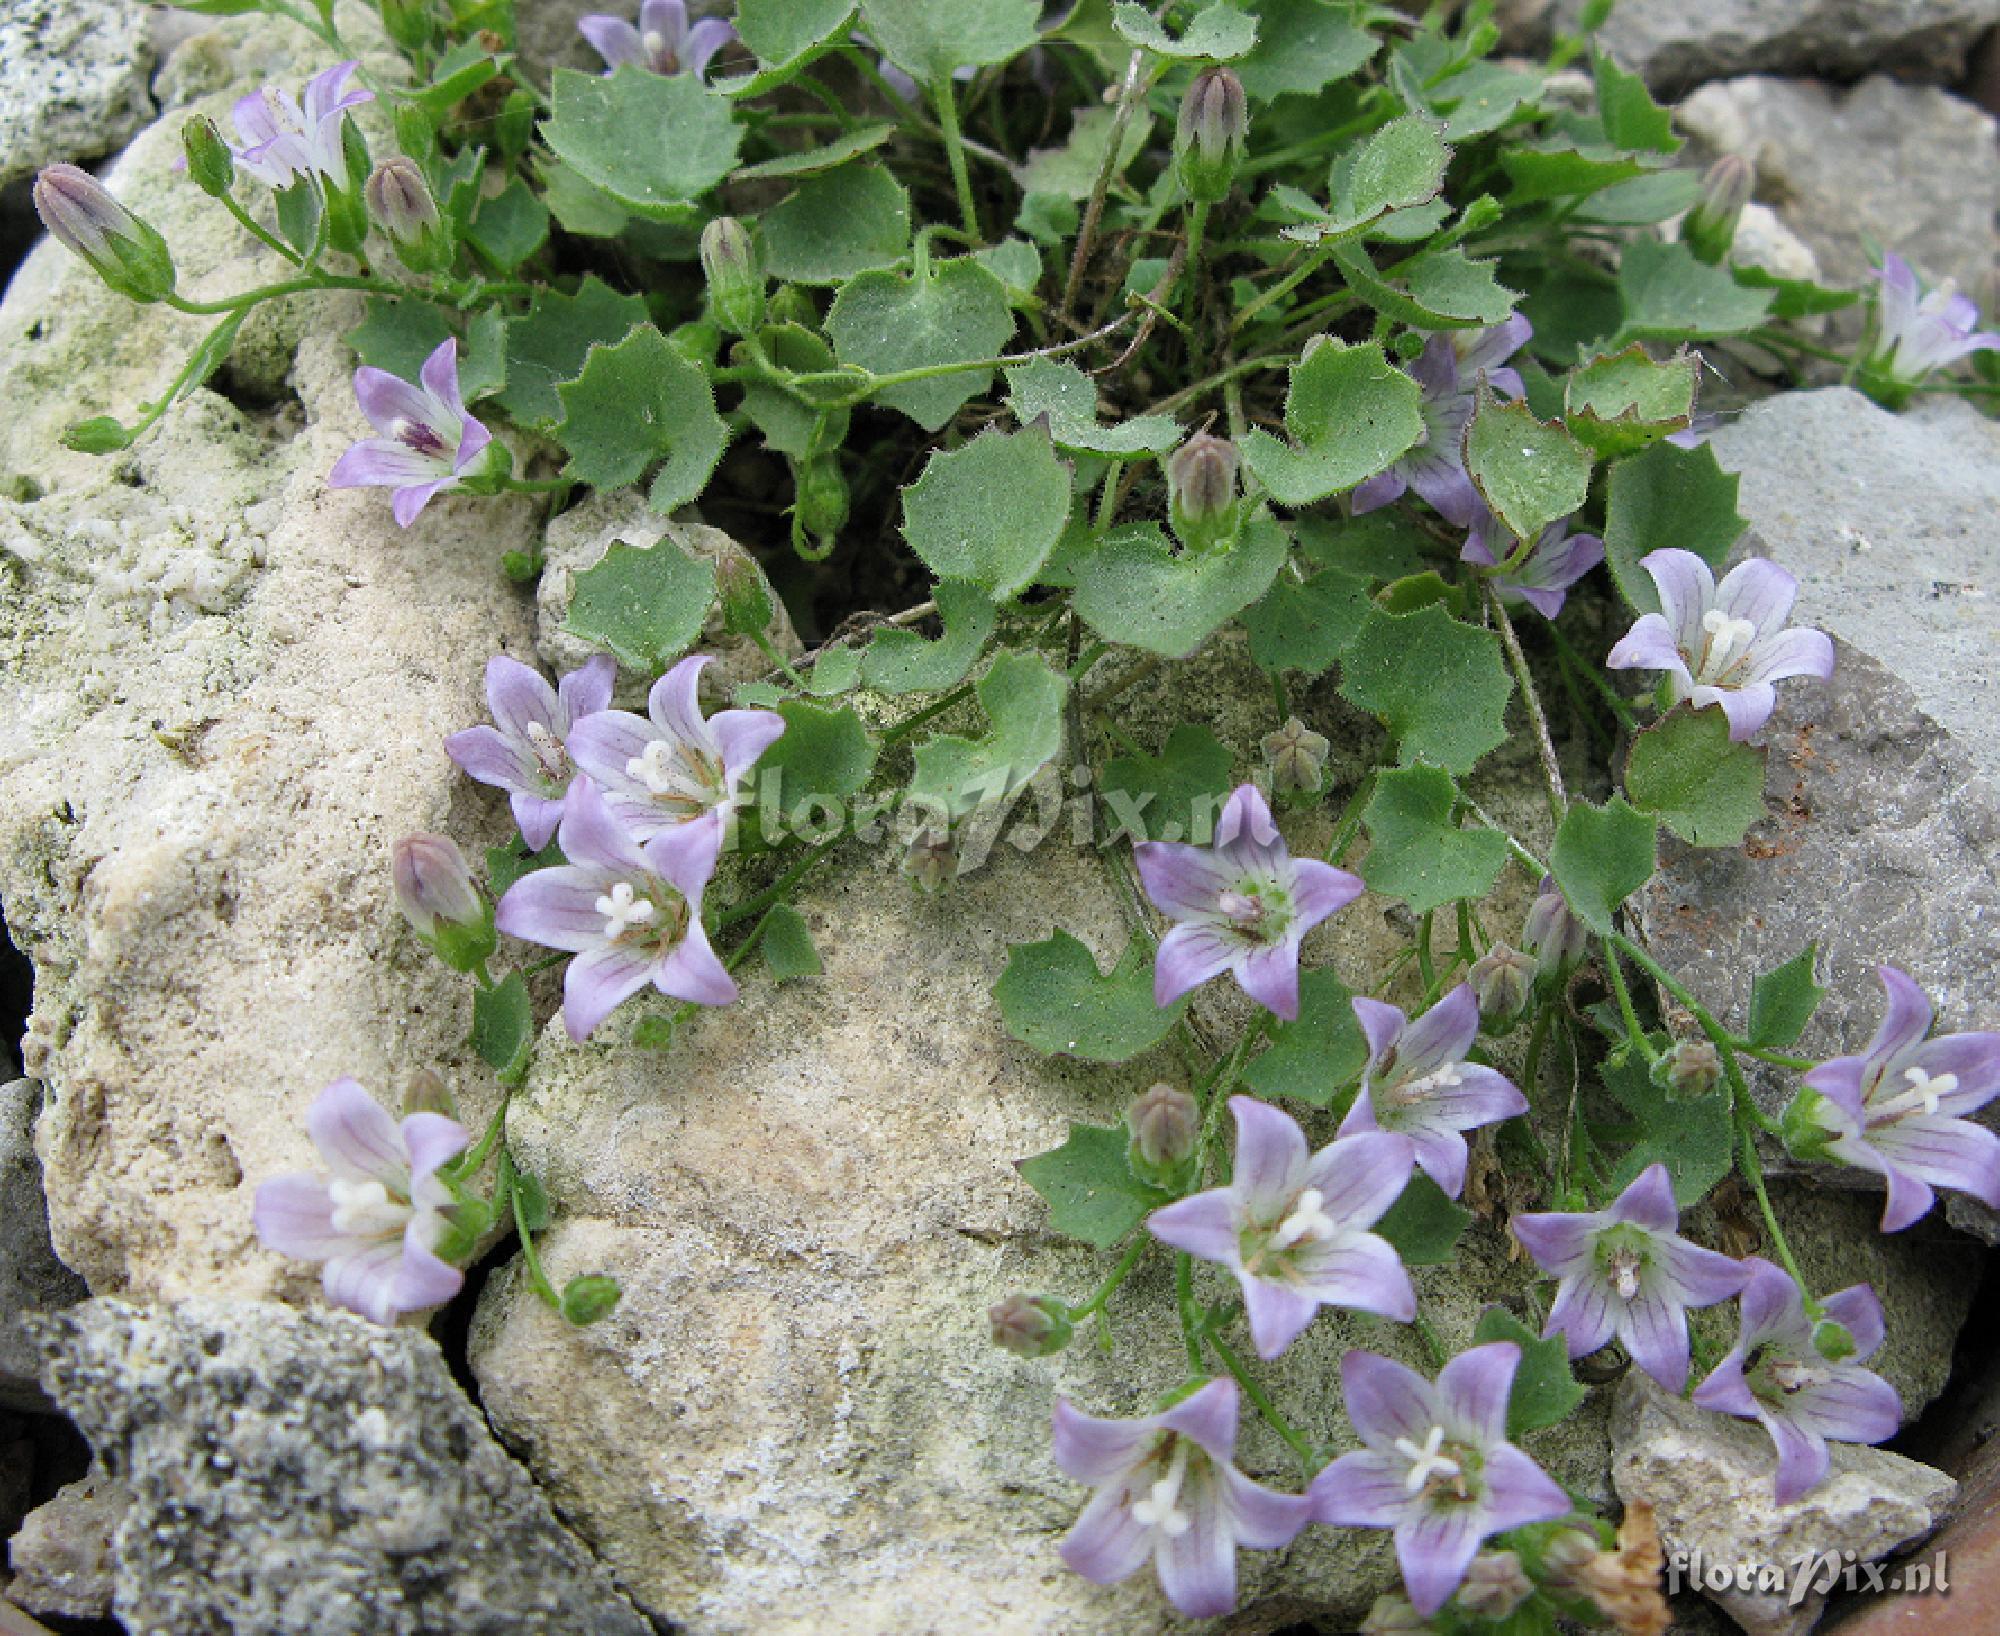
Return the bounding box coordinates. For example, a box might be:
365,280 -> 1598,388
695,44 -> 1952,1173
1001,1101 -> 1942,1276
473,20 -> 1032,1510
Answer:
0,12 -> 536,1301
1677,76 -> 2000,292
466,635 -> 1970,1634
5,1471 -> 127,1622
0,0 -> 157,188
1638,391 -> 2000,1238
27,1299 -> 654,1635
536,488 -> 802,702
1613,1377 -> 1957,1636
1535,0 -> 2000,94
0,1076 -> 86,1407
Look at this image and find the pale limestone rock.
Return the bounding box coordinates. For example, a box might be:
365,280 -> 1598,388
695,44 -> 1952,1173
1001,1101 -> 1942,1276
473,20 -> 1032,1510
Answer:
1613,1376 -> 1956,1636
0,12 -> 539,1303
0,0 -> 156,188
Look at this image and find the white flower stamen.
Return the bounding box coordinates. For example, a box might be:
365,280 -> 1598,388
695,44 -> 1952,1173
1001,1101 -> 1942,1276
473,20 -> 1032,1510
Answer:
1873,1064 -> 1960,1122
1394,1425 -> 1461,1495
328,1176 -> 407,1237
1272,1187 -> 1337,1250
524,719 -> 568,780
1606,1246 -> 1643,1302
1131,1441 -> 1192,1537
595,881 -> 657,939
1699,609 -> 1758,674
1770,1359 -> 1823,1395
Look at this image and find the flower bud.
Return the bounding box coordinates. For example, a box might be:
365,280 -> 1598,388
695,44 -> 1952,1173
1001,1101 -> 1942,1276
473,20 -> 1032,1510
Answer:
379,0 -> 436,52
33,165 -> 177,304
902,826 -> 956,893
1654,1038 -> 1722,1099
1126,1082 -> 1198,1186
403,1068 -> 456,1119
1175,66 -> 1247,203
393,833 -> 483,935
700,216 -> 767,336
794,453 -> 850,543
182,116 -> 235,198
1261,716 -> 1329,799
1469,943 -> 1537,1025
1534,1526 -> 1603,1590
715,544 -> 775,640
1683,154 -> 1753,266
1359,1592 -> 1427,1634
393,833 -> 496,972
1167,432 -> 1240,549
988,1293 -> 1073,1358
62,415 -> 134,455
1457,1550 -> 1533,1620
366,157 -> 453,274
1523,875 -> 1588,980
561,1273 -> 622,1326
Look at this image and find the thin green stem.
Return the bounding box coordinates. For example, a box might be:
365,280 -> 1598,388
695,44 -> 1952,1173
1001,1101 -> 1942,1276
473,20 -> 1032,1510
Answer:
1546,622 -> 1640,733
1230,245 -> 1332,335
1601,942 -> 1659,1061
1175,1252 -> 1204,1374
1061,46 -> 1153,320
715,828 -> 851,930
165,271 -> 411,315
1069,1237 -> 1152,1321
451,1094 -> 511,1180
500,1148 -> 562,1309
1207,1330 -> 1318,1471
1735,1044 -> 1816,1070
1486,584 -> 1566,828
929,77 -> 983,242
1738,1113 -> 1810,1300
219,192 -> 306,265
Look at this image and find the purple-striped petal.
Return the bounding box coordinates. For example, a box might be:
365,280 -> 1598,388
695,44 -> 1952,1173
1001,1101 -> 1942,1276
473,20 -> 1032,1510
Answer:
1223,1466 -> 1313,1549
1660,1238 -> 1752,1309
1477,1441 -> 1570,1533
1408,1127 -> 1471,1198
1308,1448 -> 1411,1527
1692,1346 -> 1757,1416
1154,922 -> 1239,1007
557,777 -> 650,873
485,655 -> 562,745
307,1077 -> 406,1184
1740,627 -> 1834,687
648,655 -> 716,749
1706,681 -> 1778,741
1228,1095 -> 1311,1216
1352,997 -> 1408,1068
562,939 -> 658,1040
1341,1348 -> 1439,1451
1901,1033 -> 2000,1113
495,864 -> 612,953
353,366 -> 438,437
328,439 -> 442,492
1052,1397 -> 1160,1483
1291,858 -> 1363,928
445,723 -> 537,794
655,921 -> 738,1008
1819,1283 -> 1885,1360
1864,966 -> 1936,1070
1638,550 -> 1716,650
1795,1370 -> 1900,1449
1148,1189 -> 1244,1266
510,791 -> 565,853
579,14 -> 645,68
1134,839 -> 1236,920
1438,1341 -> 1517,1447
390,1233 -> 464,1314
253,1173 -> 343,1259
418,339 -> 465,419
1304,1130 -> 1416,1228
390,479 -> 452,529
1512,1210 -> 1596,1278
1396,985 -> 1479,1079
1060,1482 -> 1152,1585
1869,1115 -> 2000,1212
1397,1503 -> 1486,1617
682,16 -> 736,76
1350,469 -> 1407,516
558,654 -> 617,723
1606,1163 -> 1678,1232
1291,1232 -> 1416,1322
1545,1268 -> 1618,1359
1243,1277 -> 1322,1359
1235,938 -> 1302,1019
1620,1288 -> 1692,1392
711,707 -> 787,786
1159,1376 -> 1240,1462
1763,1408 -> 1831,1505
322,1241 -> 406,1325
1714,557 -> 1799,639
1606,611 -> 1691,680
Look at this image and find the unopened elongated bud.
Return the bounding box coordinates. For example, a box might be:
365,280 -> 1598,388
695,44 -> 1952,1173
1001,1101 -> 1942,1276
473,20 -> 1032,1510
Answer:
182,116 -> 235,198
714,544 -> 775,639
1458,1551 -> 1532,1620
700,216 -> 766,335
561,1273 -> 622,1325
1523,874 -> 1588,980
1261,716 -> 1329,799
402,1068 -> 455,1119
33,165 -> 176,304
1167,431 -> 1240,549
1535,1526 -> 1603,1589
902,826 -> 956,893
1683,154 -> 1752,265
379,0 -> 436,51
366,157 -> 452,273
393,832 -> 496,972
1359,1593 -> 1427,1634
1654,1038 -> 1722,1099
1176,66 -> 1247,203
1469,943 -> 1536,1025
1126,1082 -> 1198,1186
794,452 -> 849,540
989,1293 -> 1073,1358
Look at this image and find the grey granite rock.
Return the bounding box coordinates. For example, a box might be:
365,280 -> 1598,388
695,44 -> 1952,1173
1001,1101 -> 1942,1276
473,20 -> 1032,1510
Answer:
1532,0 -> 2000,95
1638,390 -> 2000,1238
1676,76 -> 2000,294
1612,1376 -> 1957,1636
0,0 -> 156,188
27,1298 -> 655,1636
0,1077 -> 86,1409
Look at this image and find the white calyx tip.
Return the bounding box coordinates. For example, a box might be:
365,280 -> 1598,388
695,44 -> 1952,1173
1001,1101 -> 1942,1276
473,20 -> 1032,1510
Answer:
1273,1187 -> 1337,1249
595,880 -> 657,938
1395,1425 -> 1461,1494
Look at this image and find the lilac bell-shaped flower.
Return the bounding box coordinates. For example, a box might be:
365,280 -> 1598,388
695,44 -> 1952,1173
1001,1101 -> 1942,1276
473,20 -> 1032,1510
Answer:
1861,251 -> 2000,405
565,653 -> 786,877
1309,1343 -> 1572,1617
1053,1377 -> 1311,1618
1339,985 -> 1528,1198
1351,317 -> 1532,529
579,0 -> 735,77
1513,1163 -> 1750,1392
494,777 -> 736,1040
1605,549 -> 1834,740
446,653 -> 616,852
1692,1258 -> 1901,1504
253,1078 -> 469,1324
1134,783 -> 1362,1022
1148,1097 -> 1418,1358
1461,513 -> 1605,619
1785,965 -> 2000,1231
327,339 -> 494,528
228,61 -> 373,190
